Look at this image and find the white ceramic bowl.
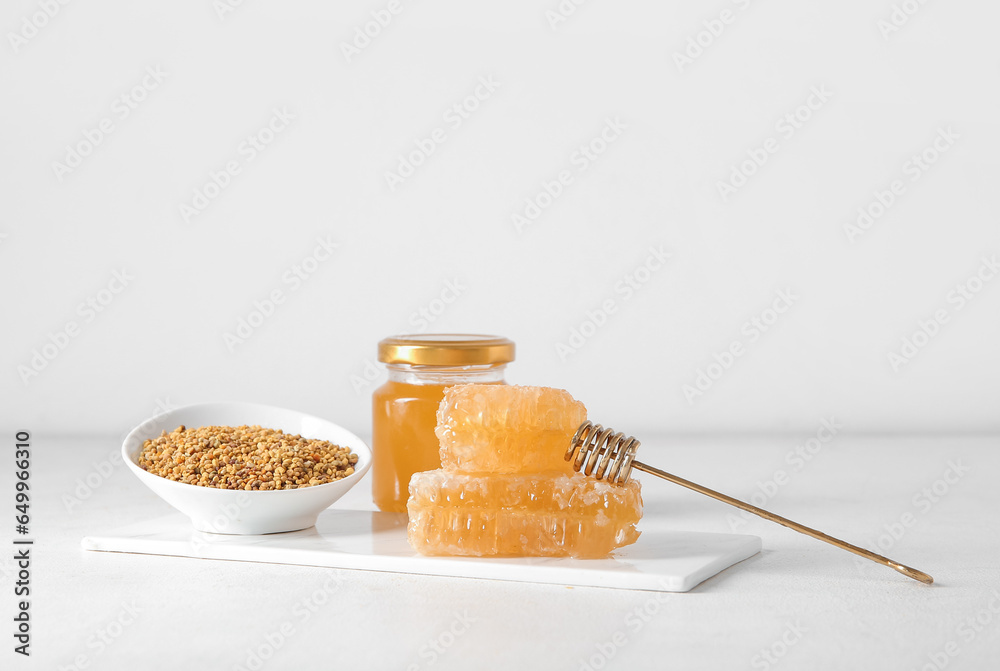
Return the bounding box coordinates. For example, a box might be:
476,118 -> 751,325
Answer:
122,402 -> 371,535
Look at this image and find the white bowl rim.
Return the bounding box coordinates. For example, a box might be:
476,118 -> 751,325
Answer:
121,401 -> 372,495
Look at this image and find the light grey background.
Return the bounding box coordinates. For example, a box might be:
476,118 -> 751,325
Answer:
2,0 -> 998,437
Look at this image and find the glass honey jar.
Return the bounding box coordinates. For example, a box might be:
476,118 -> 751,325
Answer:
372,334 -> 515,512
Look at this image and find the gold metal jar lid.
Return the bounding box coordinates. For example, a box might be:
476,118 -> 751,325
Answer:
377,334 -> 515,366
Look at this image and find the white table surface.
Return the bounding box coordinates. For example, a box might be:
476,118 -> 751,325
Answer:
10,434 -> 999,670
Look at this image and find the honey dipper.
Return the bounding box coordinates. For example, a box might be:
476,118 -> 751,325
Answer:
567,421 -> 933,584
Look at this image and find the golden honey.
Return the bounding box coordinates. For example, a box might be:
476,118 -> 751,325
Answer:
372,335 -> 514,512
372,379 -> 456,512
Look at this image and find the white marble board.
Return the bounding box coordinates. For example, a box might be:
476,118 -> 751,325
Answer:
82,509 -> 761,593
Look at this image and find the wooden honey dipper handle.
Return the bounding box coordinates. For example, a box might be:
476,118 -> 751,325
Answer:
567,422 -> 933,585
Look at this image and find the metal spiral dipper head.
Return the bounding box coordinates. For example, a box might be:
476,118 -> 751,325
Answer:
566,420 -> 639,486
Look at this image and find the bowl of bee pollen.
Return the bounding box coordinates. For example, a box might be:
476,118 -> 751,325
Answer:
121,402 -> 372,534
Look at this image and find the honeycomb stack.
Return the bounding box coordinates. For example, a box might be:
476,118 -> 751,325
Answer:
406,385 -> 642,558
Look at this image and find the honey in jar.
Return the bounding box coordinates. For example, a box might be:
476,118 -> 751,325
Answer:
372,334 -> 514,512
